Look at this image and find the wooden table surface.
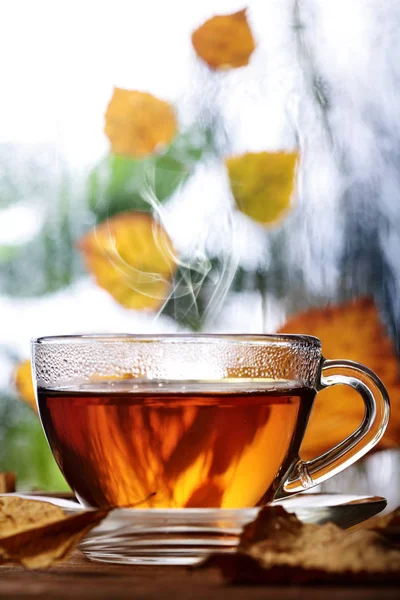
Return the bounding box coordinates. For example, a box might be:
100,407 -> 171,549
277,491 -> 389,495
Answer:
0,551 -> 399,600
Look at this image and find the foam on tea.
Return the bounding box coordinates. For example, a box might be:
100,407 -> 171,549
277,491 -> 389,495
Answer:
37,380 -> 314,509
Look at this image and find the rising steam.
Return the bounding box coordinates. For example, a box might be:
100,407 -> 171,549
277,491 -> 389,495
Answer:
90,156 -> 243,329
141,162 -> 242,327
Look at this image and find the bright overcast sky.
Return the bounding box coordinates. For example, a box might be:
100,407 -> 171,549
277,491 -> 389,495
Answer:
0,0 -> 253,166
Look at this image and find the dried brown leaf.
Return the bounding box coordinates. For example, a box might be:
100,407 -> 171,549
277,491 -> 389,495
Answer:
199,506 -> 400,584
371,507 -> 400,532
0,496 -> 108,569
356,507 -> 400,543
0,473 -> 16,494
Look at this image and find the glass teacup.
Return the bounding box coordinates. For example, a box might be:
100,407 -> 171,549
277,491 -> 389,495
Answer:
32,334 -> 389,563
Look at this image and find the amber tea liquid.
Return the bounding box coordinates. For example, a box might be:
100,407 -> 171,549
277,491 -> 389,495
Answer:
38,381 -> 314,509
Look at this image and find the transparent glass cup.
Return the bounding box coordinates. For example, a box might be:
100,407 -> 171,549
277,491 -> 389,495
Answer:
32,334 -> 390,564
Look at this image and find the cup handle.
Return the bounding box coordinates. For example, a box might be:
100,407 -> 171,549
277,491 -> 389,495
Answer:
279,359 -> 390,497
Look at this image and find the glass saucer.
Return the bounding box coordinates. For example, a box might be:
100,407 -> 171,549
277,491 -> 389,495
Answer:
80,493 -> 386,565
8,492 -> 386,566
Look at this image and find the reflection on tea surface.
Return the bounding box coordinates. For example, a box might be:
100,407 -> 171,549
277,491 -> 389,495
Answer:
38,381 -> 314,508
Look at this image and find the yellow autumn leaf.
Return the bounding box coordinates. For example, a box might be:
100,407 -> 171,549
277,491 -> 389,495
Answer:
104,88 -> 177,158
226,151 -> 298,226
279,297 -> 400,459
192,9 -> 255,70
78,212 -> 177,311
14,360 -> 37,412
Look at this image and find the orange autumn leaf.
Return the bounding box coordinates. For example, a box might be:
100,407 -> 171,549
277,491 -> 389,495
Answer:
104,88 -> 177,158
14,360 -> 37,412
226,151 -> 298,226
78,212 -> 177,311
192,9 -> 255,70
278,297 -> 400,459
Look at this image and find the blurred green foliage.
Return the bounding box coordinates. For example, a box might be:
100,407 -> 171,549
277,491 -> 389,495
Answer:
0,150 -> 89,297
89,128 -> 214,222
0,392 -> 68,491
162,259 -> 222,331
0,145 -> 56,209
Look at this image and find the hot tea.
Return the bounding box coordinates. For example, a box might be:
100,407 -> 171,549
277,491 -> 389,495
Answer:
38,381 -> 314,509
